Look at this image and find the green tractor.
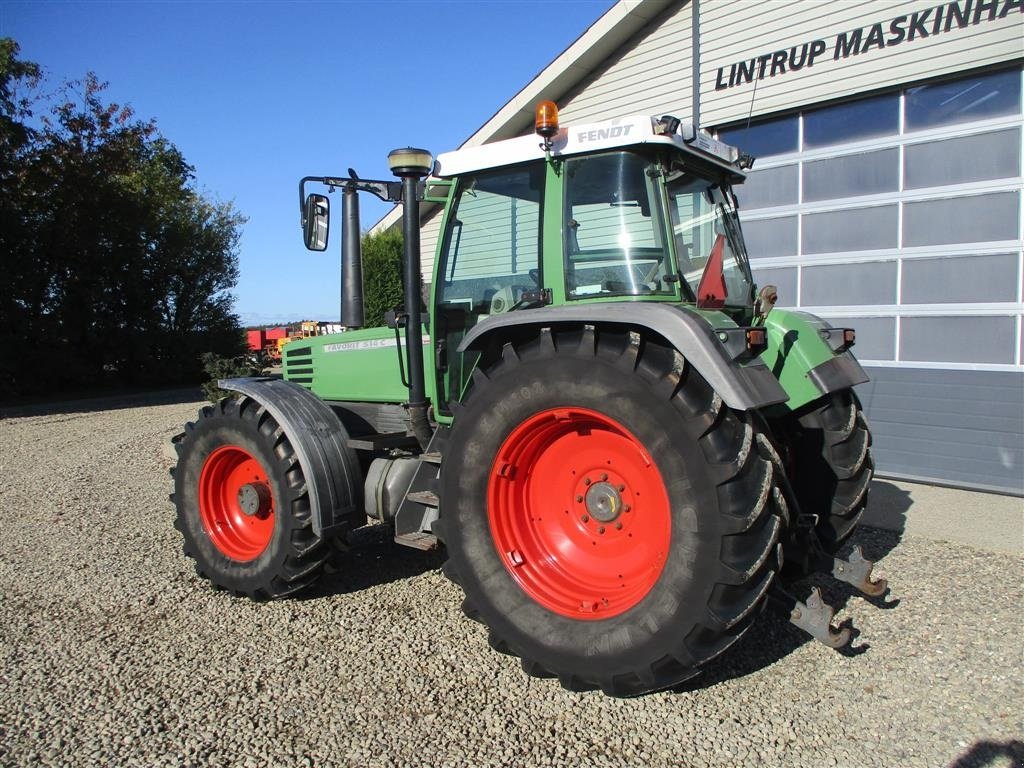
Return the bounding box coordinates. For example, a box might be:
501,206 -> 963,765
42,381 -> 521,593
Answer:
172,103 -> 885,696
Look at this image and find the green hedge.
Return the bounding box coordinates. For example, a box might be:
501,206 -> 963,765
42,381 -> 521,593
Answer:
361,229 -> 404,328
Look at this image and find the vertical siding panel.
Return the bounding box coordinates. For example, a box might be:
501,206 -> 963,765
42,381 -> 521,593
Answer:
420,211 -> 443,283
559,2 -> 694,123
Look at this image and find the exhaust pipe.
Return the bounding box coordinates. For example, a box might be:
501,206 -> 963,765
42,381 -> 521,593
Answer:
341,186 -> 364,329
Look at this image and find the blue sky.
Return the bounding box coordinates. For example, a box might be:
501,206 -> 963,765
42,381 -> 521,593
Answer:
2,0 -> 614,325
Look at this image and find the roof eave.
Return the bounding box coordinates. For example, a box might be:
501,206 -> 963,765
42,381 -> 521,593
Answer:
372,0 -> 675,233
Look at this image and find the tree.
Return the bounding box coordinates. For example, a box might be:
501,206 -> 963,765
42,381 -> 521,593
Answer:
361,228 -> 404,328
0,38 -> 40,155
0,39 -> 246,395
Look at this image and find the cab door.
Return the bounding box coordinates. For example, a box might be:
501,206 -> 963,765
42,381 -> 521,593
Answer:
432,162 -> 545,416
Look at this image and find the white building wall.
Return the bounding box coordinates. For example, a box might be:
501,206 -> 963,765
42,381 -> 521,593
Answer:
421,0 -> 696,281
558,1 -> 694,123
701,0 -> 1023,126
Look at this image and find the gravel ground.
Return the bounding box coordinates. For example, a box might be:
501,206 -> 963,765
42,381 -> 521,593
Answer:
0,391 -> 1021,768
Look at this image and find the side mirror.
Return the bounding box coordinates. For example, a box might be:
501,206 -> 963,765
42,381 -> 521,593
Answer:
302,193 -> 329,251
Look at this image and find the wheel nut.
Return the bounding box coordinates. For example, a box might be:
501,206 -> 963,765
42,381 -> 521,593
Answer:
618,484 -> 625,492
598,526 -> 605,534
615,522 -> 623,530
600,473 -> 608,481
576,495 -> 583,503
581,514 -> 590,523
624,505 -> 632,512
584,477 -> 592,486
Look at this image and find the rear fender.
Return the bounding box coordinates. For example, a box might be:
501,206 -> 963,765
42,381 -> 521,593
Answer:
218,377 -> 364,537
457,304 -> 788,411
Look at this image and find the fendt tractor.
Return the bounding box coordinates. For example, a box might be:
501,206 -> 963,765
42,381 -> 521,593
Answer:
172,102 -> 886,697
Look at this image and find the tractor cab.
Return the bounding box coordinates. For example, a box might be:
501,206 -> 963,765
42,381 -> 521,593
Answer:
430,103 -> 759,412
432,106 -> 757,316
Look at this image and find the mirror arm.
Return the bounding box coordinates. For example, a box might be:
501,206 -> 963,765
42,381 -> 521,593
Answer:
325,177 -> 403,203
300,175 -> 402,226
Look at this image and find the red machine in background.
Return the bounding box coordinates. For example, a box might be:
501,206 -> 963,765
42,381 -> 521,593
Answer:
245,327 -> 289,363
246,322 -> 342,363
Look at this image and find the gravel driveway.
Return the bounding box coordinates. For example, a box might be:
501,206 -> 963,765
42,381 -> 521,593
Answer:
1,391 -> 1021,768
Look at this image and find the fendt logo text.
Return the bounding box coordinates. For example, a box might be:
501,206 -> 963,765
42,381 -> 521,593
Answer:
577,125 -> 634,142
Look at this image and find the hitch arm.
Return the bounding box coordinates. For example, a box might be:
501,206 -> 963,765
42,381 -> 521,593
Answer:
831,545 -> 888,597
770,584 -> 851,649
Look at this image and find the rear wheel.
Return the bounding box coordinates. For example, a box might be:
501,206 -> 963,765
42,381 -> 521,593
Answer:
778,389 -> 873,553
172,396 -> 331,598
438,327 -> 784,696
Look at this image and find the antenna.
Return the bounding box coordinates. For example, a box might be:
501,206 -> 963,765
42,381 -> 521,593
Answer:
745,75 -> 760,131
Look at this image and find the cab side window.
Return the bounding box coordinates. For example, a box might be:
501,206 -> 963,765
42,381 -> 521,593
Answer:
439,164 -> 544,315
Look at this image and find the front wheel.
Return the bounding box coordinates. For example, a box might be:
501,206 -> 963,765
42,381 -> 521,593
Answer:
438,328 -> 784,696
172,396 -> 331,598
776,389 -> 873,553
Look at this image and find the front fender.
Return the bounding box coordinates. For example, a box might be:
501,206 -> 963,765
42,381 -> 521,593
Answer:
218,377 -> 364,537
759,310 -> 869,414
457,304 -> 788,411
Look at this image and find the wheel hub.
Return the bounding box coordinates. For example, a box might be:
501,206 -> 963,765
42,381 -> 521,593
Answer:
237,482 -> 271,517
585,481 -> 622,522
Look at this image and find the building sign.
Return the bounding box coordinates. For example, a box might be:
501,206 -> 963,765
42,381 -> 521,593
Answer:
714,0 -> 1022,91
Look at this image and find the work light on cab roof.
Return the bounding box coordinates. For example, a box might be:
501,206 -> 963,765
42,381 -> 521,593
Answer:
534,100 -> 559,150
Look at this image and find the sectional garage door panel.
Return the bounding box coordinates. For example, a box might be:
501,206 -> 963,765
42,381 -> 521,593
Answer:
857,367 -> 1024,493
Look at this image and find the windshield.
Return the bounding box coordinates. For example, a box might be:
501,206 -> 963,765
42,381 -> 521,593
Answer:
563,152 -> 676,299
666,174 -> 755,309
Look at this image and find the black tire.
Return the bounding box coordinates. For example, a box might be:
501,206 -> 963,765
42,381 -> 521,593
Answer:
780,389 -> 873,553
171,396 -> 331,599
436,327 -> 784,696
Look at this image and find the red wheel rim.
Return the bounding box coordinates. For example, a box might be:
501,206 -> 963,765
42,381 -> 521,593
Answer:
198,445 -> 275,562
487,407 -> 671,619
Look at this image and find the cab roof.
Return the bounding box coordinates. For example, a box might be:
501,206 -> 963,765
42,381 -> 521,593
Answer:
433,114 -> 747,181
